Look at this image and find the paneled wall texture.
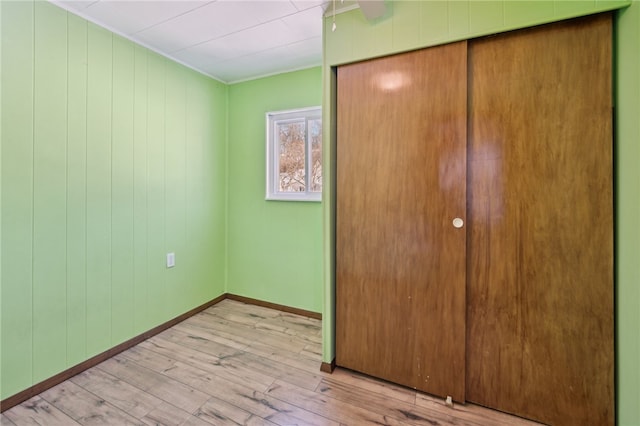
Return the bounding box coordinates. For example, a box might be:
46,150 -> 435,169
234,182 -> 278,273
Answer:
1,1 -> 228,399
227,68 -> 323,314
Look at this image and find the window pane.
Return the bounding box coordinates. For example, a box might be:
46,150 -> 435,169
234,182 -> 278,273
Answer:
278,120 -> 306,192
309,118 -> 322,192
266,106 -> 321,201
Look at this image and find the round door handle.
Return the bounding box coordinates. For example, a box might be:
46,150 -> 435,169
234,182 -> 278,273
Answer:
452,218 -> 464,228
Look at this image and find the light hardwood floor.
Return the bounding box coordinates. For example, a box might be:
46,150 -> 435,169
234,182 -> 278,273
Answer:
1,299 -> 541,426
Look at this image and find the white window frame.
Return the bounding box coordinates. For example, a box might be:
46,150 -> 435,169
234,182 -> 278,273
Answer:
266,106 -> 322,202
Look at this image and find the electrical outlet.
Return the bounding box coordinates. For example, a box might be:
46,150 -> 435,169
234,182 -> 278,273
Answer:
166,252 -> 175,268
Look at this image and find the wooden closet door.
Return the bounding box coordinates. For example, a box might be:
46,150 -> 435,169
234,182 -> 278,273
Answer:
336,42 -> 467,400
466,15 -> 613,425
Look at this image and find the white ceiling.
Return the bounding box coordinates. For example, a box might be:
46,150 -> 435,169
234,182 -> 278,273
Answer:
51,0 -> 360,83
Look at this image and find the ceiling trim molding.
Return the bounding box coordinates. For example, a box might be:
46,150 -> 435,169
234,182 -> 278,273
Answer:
227,63 -> 322,85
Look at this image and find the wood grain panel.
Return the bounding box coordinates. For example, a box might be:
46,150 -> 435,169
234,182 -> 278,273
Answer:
3,300 -> 543,425
3,397 -> 79,425
466,14 -> 613,425
336,42 -> 468,400
40,381 -> 143,425
70,367 -> 163,418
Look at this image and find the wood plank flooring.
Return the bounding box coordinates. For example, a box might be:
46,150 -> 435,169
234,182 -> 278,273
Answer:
1,299 -> 542,425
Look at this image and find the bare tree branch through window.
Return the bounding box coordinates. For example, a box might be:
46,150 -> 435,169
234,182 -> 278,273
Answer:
266,107 -> 322,201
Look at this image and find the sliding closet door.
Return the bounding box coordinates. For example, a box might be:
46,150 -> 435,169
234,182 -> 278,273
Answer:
336,42 -> 467,400
466,15 -> 613,425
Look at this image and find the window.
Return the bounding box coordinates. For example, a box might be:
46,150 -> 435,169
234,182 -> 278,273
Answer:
266,106 -> 322,201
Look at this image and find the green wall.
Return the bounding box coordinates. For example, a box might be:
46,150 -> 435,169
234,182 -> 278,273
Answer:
616,3 -> 640,425
227,68 -> 323,313
2,0 -> 636,422
1,1 -> 227,400
322,1 -> 639,424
